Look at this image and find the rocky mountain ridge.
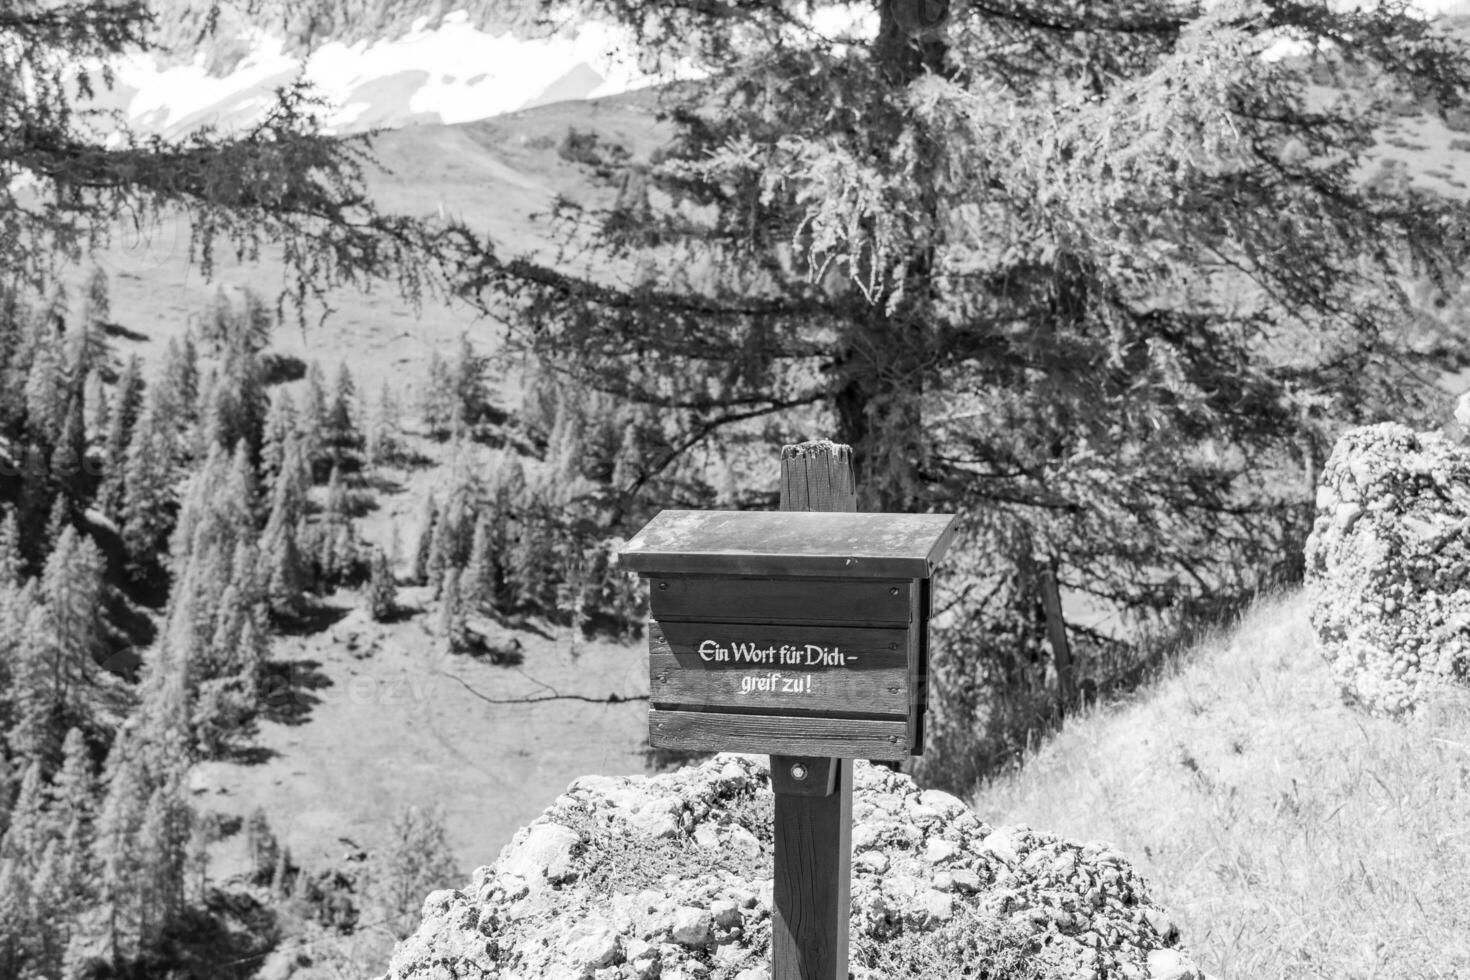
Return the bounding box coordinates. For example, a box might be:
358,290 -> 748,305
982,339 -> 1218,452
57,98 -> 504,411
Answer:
382,755 -> 1206,980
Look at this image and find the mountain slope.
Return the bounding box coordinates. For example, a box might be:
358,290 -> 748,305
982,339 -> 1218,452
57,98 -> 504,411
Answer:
969,590 -> 1470,980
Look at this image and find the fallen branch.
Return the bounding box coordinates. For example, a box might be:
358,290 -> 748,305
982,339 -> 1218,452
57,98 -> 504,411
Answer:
438,669 -> 647,706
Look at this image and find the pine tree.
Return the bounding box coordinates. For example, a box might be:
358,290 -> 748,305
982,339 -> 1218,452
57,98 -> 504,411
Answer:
82,368 -> 109,445
8,600 -> 65,768
461,513 -> 496,614
40,526 -> 107,692
119,384 -> 181,575
434,0 -> 1470,779
367,545 -> 397,622
261,432 -> 312,615
418,351 -> 455,439
242,808 -> 279,885
0,510 -> 23,588
365,805 -> 459,940
52,728 -> 98,922
301,360 -> 329,475
325,361 -> 360,463
448,335 -> 489,428
410,494 -> 438,586
365,380 -> 401,467
316,464 -> 356,587
50,401 -> 86,504
98,355 -> 145,520
158,334 -> 200,428
23,331 -> 65,448
261,388 -> 298,487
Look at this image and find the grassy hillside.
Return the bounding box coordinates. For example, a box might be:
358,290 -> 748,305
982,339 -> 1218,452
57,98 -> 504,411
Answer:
970,590 -> 1470,980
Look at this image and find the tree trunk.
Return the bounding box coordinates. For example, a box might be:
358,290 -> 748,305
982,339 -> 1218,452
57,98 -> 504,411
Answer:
831,1 -> 949,512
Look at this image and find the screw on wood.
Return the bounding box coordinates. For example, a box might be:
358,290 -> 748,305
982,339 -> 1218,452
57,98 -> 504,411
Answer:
789,763 -> 809,781
888,587 -> 899,596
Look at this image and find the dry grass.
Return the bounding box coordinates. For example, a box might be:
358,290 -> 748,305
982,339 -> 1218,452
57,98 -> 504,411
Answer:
970,589 -> 1470,980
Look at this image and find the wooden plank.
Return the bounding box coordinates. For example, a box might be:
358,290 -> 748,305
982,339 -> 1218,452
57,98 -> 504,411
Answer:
649,651 -> 910,716
650,621 -> 910,671
649,619 -> 910,717
619,509 -> 957,579
772,758 -> 852,979
648,709 -> 910,760
650,576 -> 913,626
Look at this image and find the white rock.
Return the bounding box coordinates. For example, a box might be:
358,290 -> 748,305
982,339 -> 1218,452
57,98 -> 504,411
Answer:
857,851 -> 890,874
917,789 -> 968,817
922,890 -> 954,922
725,824 -> 762,855
498,822 -> 582,885
625,938 -> 658,979
711,899 -> 741,929
924,838 -> 959,864
1147,948 -> 1197,980
564,917 -> 620,973
949,868 -> 982,893
670,907 -> 713,946
980,830 -> 1020,866
851,821 -> 883,850
693,825 -> 721,850
630,803 -> 682,839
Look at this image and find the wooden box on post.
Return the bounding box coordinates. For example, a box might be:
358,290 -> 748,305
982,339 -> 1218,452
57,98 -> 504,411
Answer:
619,509 -> 956,761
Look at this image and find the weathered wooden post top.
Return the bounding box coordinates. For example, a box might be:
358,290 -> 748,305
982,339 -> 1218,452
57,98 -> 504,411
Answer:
619,507 -> 957,759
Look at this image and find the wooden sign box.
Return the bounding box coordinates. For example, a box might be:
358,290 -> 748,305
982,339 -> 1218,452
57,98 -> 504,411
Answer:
620,510 -> 956,760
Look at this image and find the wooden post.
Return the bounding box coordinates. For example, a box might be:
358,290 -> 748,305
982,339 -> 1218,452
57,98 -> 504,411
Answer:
771,441 -> 854,980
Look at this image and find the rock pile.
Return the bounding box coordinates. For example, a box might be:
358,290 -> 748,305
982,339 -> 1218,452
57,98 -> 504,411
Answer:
1304,422 -> 1470,716
383,755 -> 1204,980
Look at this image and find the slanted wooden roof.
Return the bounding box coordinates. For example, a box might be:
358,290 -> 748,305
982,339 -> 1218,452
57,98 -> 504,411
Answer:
618,510 -> 957,579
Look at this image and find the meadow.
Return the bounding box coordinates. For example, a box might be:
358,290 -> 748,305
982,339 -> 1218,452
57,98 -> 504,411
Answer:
972,590 -> 1470,980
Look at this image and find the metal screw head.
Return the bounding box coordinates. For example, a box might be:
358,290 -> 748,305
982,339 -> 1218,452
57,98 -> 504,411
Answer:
789,763 -> 809,781
889,587 -> 900,596
658,581 -> 668,591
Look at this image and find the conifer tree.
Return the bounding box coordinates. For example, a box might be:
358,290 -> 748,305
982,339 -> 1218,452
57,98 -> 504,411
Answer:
261,387 -> 298,487
449,335 -> 489,428
365,380 -> 402,467
98,355 -> 145,520
158,333 -> 200,428
437,567 -> 466,654
41,526 -> 107,690
0,511 -> 23,589
83,368 -> 109,445
326,361 -> 360,463
461,513 -> 496,614
119,384 -> 181,575
316,464 -> 357,586
17,444 -> 52,552
410,494 -> 438,586
261,433 -> 312,615
365,805 -> 458,940
8,601 -> 65,768
23,331 -> 65,449
418,351 -> 455,439
52,728 -> 98,924
367,545 -> 397,622
301,360 -> 330,474
50,401 -> 87,504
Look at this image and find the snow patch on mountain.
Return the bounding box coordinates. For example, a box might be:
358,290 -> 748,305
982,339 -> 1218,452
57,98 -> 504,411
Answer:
113,11 -> 650,136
